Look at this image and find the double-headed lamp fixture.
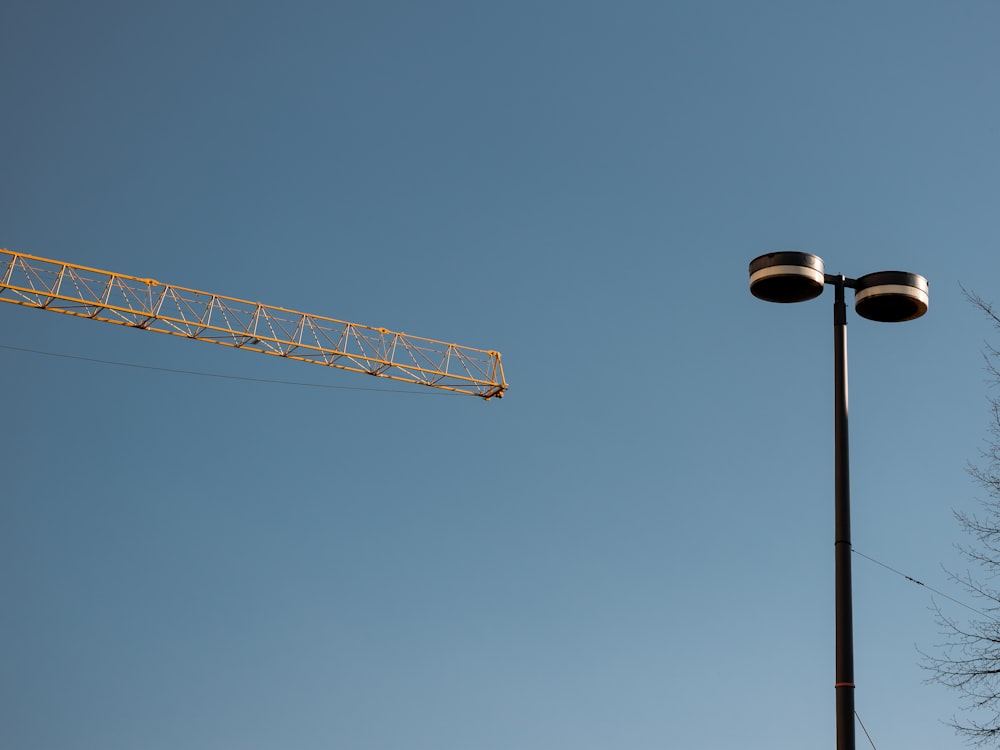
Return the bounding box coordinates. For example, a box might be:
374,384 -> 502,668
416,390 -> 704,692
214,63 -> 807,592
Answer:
747,249 -> 927,750
749,251 -> 928,322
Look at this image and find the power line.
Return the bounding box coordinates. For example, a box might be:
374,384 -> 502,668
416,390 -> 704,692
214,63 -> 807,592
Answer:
856,710 -> 878,750
0,343 -> 453,396
852,547 -> 997,621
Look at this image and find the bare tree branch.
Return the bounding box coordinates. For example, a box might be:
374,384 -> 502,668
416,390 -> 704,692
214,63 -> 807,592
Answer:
924,288 -> 1000,745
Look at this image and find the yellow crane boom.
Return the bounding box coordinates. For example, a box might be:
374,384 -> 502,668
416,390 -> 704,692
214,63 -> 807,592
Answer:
0,249 -> 507,399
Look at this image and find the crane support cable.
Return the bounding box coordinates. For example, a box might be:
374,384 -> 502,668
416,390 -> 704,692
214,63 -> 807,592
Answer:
0,249 -> 507,399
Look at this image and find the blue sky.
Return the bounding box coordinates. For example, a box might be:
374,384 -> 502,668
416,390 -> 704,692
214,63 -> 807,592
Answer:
2,2 -> 999,748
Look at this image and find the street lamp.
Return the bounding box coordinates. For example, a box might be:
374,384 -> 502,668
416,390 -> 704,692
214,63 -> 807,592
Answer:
748,252 -> 928,750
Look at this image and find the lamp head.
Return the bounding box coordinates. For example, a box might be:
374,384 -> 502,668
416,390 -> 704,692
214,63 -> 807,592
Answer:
749,252 -> 825,303
853,271 -> 929,322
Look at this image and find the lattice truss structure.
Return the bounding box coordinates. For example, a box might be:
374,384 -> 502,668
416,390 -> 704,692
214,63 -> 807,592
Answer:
0,250 -> 507,399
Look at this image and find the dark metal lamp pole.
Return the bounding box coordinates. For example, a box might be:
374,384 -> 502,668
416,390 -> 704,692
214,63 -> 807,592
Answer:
832,274 -> 855,750
749,253 -> 928,750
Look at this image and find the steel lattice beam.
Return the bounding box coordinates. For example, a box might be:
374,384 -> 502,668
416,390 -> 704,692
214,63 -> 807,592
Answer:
0,249 -> 507,399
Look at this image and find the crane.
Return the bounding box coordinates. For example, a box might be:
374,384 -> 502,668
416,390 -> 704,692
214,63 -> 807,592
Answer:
0,249 -> 507,399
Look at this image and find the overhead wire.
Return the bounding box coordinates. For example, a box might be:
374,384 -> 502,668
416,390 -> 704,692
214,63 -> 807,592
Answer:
856,710 -> 878,750
852,547 -> 998,621
850,549 -> 996,747
850,547 -> 1000,746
